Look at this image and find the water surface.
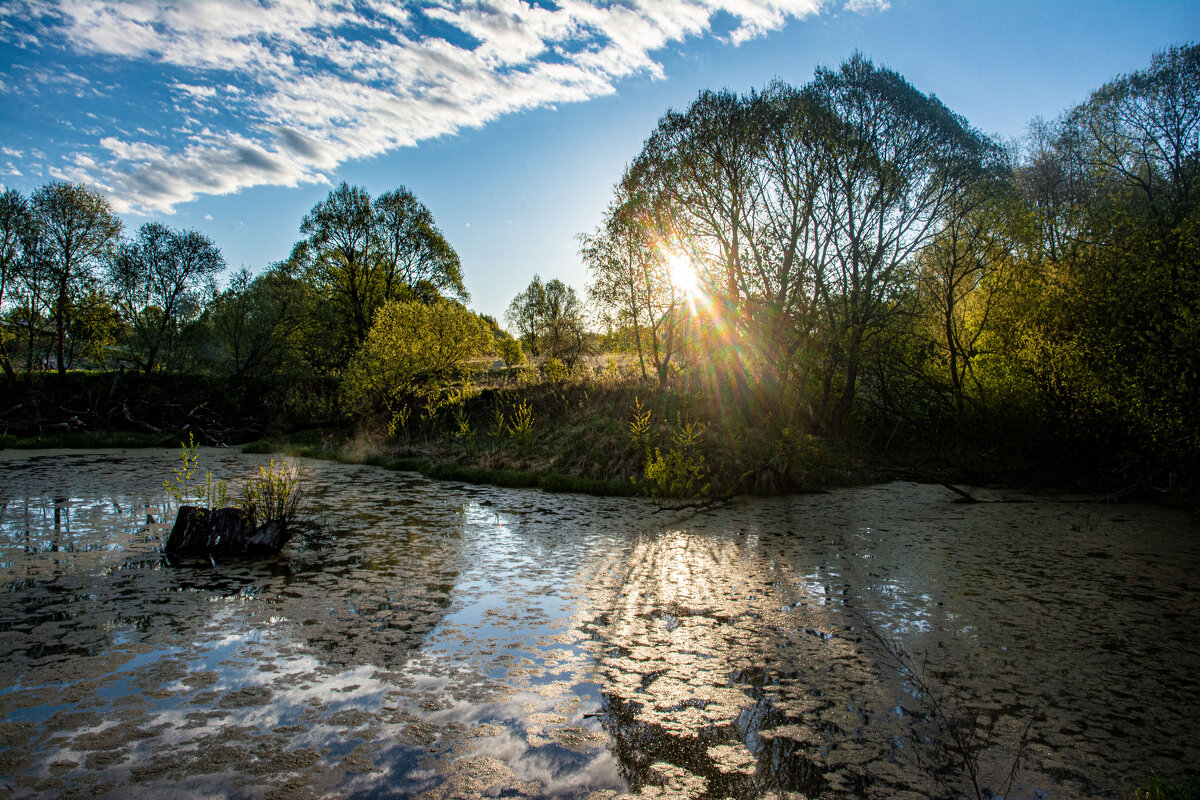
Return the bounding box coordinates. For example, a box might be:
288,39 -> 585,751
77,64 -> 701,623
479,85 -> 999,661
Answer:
1,449 -> 1197,798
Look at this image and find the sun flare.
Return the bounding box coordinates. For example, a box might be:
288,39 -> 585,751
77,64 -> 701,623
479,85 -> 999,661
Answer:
666,252 -> 703,300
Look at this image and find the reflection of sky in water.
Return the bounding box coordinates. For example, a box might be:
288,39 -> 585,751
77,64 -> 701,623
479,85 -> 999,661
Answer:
0,451 -> 1197,798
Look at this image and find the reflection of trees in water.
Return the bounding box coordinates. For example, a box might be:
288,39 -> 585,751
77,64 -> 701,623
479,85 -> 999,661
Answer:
584,529 -> 924,799
0,455 -> 469,683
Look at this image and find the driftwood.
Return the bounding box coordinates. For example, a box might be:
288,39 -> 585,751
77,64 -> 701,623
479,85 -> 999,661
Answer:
165,506 -> 291,558
122,400 -> 163,434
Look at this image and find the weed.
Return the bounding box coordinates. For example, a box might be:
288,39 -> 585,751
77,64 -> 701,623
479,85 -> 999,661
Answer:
508,399 -> 535,453
629,396 -> 654,455
1127,774 -> 1200,800
239,458 -> 304,528
643,420 -> 710,501
489,403 -> 506,448
164,433 -> 201,506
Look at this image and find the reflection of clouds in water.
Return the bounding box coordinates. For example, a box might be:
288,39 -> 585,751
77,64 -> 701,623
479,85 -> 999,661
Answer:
582,523 -> 909,797
1,453 -> 1198,799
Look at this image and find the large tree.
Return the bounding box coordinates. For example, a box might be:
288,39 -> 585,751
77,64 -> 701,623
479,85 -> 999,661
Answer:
108,222 -> 225,373
0,189 -> 32,377
809,54 -> 993,432
30,182 -> 122,374
290,182 -> 465,371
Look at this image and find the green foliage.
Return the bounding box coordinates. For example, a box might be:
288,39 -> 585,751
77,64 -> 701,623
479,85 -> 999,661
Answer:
163,432 -> 228,510
1127,774 -> 1200,800
164,433 -> 201,506
776,427 -> 833,489
541,357 -> 568,383
497,335 -> 525,367
507,399 -> 535,453
488,402 -> 506,446
108,222 -> 224,374
505,275 -> 590,368
238,458 -> 304,528
642,420 -> 710,501
287,182 -> 466,372
341,297 -> 494,416
628,395 -> 653,454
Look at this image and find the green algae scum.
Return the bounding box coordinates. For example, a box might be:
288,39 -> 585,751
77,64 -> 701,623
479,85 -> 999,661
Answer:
1,449 -> 1197,798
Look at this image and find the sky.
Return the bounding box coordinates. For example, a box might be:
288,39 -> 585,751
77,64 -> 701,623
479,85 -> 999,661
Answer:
2,0 -> 1198,325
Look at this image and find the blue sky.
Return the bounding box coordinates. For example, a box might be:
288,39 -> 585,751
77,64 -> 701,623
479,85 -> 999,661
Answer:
2,0 -> 1197,325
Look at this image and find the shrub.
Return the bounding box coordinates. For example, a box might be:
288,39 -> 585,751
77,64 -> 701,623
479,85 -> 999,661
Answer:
497,336 -> 525,367
541,357 -> 568,383
508,399 -> 535,453
239,458 -> 304,528
643,420 -> 710,501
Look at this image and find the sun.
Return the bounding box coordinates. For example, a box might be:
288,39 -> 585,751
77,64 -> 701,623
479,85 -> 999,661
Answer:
666,252 -> 703,300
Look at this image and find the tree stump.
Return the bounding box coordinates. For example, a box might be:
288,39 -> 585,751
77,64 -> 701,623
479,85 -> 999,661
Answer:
165,506 -> 292,558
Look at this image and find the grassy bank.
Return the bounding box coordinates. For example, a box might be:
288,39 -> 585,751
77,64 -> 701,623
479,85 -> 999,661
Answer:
6,367 -> 1194,507
0,430 -> 174,450
241,432 -> 641,497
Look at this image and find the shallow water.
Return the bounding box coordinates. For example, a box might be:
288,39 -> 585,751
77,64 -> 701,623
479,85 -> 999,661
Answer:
0,449 -> 1196,799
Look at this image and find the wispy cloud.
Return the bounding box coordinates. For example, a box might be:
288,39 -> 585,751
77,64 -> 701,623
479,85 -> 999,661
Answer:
5,0 -> 852,213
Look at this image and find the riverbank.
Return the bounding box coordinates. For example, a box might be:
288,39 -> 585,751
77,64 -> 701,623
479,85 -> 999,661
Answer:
3,369 -> 1195,509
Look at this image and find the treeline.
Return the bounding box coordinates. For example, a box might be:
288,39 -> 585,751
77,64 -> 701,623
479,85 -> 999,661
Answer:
0,180 -> 508,436
579,45 -> 1200,489
2,45 -> 1196,497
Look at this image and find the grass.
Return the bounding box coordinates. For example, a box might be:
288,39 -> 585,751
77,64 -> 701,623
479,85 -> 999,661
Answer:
240,437 -> 643,497
1126,774 -> 1200,800
0,430 -> 172,450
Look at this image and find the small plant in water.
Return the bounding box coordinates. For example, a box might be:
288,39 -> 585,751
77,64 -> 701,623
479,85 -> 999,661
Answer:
164,433 -> 230,512
239,458 -> 304,529
164,432 -> 201,506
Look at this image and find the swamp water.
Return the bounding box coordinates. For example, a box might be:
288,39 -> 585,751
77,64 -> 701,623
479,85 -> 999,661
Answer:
0,449 -> 1197,799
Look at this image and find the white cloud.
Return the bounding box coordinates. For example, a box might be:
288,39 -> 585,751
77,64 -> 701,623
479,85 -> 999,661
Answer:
172,82 -> 217,99
843,0 -> 889,12
7,0 -> 830,213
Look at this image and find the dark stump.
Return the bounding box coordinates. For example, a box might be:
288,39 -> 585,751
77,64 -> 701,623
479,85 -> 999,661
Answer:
166,505 -> 292,558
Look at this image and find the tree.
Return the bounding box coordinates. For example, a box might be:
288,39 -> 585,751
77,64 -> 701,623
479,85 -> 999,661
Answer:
108,222 -> 225,373
911,168 -> 1022,416
1013,43 -> 1200,459
505,275 -> 590,369
289,182 -> 465,371
342,298 -> 494,415
0,189 -> 31,377
375,187 -> 467,302
582,175 -> 686,383
30,182 -> 122,374
292,182 -> 377,354
541,278 -> 590,370
505,275 -> 546,356
808,54 -> 994,432
209,264 -> 300,380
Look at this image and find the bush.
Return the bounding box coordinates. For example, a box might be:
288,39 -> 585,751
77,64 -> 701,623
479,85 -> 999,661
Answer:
239,458 -> 305,528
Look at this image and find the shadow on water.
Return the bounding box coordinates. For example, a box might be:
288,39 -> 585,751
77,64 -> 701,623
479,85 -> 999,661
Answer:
0,453 -> 1197,798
